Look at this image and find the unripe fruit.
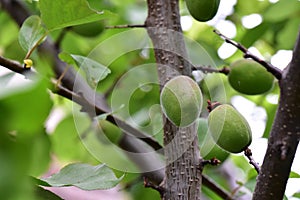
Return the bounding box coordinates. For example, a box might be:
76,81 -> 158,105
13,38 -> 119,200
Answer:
185,0 -> 220,22
72,21 -> 104,37
228,59 -> 274,95
208,104 -> 252,153
197,118 -> 229,162
160,76 -> 202,127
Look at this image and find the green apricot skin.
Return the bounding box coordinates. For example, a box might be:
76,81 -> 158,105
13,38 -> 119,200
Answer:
197,118 -> 229,162
228,59 -> 275,95
160,75 -> 203,127
71,21 -> 104,37
185,0 -> 220,22
208,104 -> 252,153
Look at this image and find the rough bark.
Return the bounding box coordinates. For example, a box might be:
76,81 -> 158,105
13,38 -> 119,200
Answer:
145,0 -> 202,199
252,28 -> 300,200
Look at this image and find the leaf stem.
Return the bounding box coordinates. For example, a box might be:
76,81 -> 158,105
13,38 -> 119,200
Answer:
25,31 -> 49,60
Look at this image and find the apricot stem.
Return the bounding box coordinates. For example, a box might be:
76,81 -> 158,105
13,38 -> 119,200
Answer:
244,148 -> 261,174
192,65 -> 230,75
202,157 -> 221,166
207,100 -> 221,112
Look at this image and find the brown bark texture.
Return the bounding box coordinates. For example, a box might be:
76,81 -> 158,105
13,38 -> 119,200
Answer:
145,0 -> 202,199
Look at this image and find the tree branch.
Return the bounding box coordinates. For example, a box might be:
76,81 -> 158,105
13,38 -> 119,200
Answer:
214,29 -> 282,80
105,24 -> 146,29
244,148 -> 260,174
252,28 -> 300,200
192,64 -> 230,75
0,56 -> 33,75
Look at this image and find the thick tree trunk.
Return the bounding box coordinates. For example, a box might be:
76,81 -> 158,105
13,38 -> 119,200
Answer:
145,0 -> 202,199
252,28 -> 300,200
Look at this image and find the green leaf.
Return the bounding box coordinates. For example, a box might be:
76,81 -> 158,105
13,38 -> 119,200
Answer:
283,195 -> 289,200
277,17 -> 300,50
0,78 -> 53,136
96,104 -> 124,121
293,192 -> 300,198
31,176 -> 51,187
290,171 -> 300,178
71,54 -> 111,86
58,52 -> 76,65
0,12 -> 19,48
234,0 -> 269,16
241,23 -> 270,48
39,0 -> 115,31
41,163 -> 123,190
59,53 -> 111,87
130,182 -> 161,200
29,131 -> 51,176
96,120 -> 122,144
263,0 -> 300,22
18,15 -> 47,52
50,114 -> 95,162
262,100 -> 278,138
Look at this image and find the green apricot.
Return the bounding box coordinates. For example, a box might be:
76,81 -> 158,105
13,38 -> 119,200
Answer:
72,21 -> 104,37
197,118 -> 229,162
208,104 -> 252,153
160,76 -> 203,127
185,0 -> 220,22
228,59 -> 274,95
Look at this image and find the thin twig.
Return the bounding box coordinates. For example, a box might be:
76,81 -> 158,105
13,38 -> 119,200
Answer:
202,157 -> 221,166
105,24 -> 146,29
192,64 -> 230,75
144,177 -> 165,196
244,148 -> 261,174
213,29 -> 282,80
55,65 -> 70,88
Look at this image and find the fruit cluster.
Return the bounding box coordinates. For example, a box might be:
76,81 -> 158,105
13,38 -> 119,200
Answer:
160,75 -> 254,163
